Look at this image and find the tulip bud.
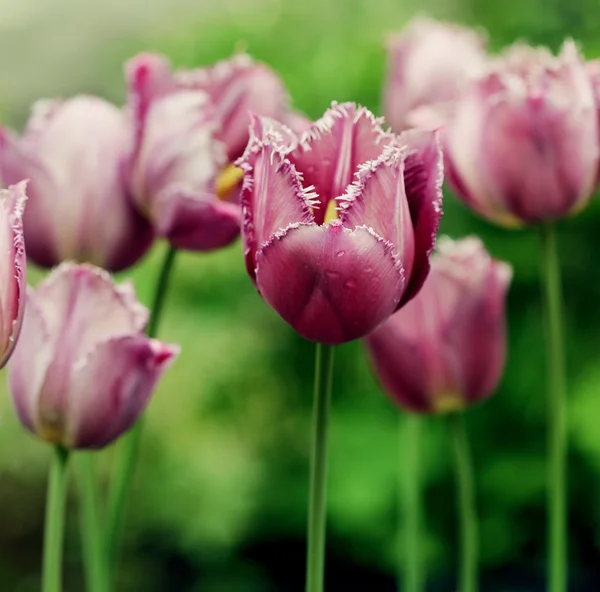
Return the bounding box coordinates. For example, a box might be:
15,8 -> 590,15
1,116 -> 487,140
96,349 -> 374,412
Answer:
0,183 -> 27,368
366,237 -> 512,414
384,17 -> 487,132
0,97 -> 154,271
125,52 -> 296,252
237,102 -> 444,345
9,263 -> 179,449
445,40 -> 600,227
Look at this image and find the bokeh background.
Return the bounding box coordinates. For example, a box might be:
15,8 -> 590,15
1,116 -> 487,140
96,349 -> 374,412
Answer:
1,0 -> 600,590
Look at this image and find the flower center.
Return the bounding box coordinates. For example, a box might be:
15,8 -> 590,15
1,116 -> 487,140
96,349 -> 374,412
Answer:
323,199 -> 339,224
215,164 -> 244,201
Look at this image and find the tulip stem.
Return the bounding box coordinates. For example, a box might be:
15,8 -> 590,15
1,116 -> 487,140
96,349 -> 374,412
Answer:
306,343 -> 335,592
78,453 -> 108,592
449,412 -> 478,592
43,446 -> 70,592
105,245 -> 178,582
401,414 -> 424,592
540,223 -> 567,592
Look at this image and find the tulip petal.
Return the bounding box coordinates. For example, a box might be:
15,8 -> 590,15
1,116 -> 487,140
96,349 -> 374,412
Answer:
0,183 -> 27,367
125,52 -> 176,142
366,322 -> 432,413
397,129 -> 444,305
34,263 -> 149,358
255,222 -> 404,344
339,146 -> 415,280
176,54 -> 289,161
66,335 -> 179,448
8,290 -> 54,435
441,258 -> 512,402
480,91 -> 598,223
130,89 -> 223,214
239,133 -> 314,279
155,188 -> 241,251
2,98 -> 156,271
290,102 -> 393,222
0,127 -> 60,267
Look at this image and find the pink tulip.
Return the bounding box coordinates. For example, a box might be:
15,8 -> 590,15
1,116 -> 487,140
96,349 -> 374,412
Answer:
0,183 -> 27,369
0,97 -> 154,271
445,40 -> 599,227
126,52 -> 296,251
366,237 -> 512,413
238,102 -> 443,345
384,17 -> 487,132
9,263 -> 179,449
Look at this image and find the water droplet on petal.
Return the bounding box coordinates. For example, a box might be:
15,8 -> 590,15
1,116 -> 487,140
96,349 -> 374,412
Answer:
345,278 -> 357,289
325,270 -> 340,279
336,250 -> 346,257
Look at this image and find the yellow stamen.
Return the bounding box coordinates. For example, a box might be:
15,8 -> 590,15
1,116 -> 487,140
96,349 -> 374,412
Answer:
215,164 -> 244,201
433,393 -> 465,414
323,199 -> 339,224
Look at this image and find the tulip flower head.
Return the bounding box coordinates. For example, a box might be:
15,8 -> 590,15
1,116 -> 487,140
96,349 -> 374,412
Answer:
238,103 -> 444,345
0,182 -> 27,369
366,237 -> 512,414
445,40 -> 600,227
384,17 -> 487,132
0,97 -> 154,271
126,52 -> 294,251
9,263 -> 179,449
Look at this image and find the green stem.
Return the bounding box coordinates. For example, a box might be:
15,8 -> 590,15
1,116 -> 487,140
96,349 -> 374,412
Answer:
540,223 -> 567,592
450,413 -> 478,592
401,415 -> 423,592
105,245 -> 178,580
305,343 -> 335,592
43,446 -> 70,592
78,454 -> 107,592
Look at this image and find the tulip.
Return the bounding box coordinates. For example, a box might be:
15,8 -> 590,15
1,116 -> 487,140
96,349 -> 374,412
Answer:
125,52 -> 295,251
445,40 -> 599,227
384,17 -> 487,132
0,182 -> 27,368
9,263 -> 179,449
237,102 -> 444,345
0,97 -> 154,271
366,236 -> 512,413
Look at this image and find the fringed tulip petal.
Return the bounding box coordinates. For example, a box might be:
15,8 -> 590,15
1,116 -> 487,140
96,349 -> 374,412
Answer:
290,103 -> 392,222
339,147 -> 415,277
397,129 -> 444,304
0,183 -> 27,367
255,223 -> 404,344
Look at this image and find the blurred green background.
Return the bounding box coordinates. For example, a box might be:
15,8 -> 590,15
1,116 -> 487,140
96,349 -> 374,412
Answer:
2,0 -> 600,590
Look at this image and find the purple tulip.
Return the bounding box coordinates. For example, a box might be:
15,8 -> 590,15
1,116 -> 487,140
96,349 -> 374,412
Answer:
238,103 -> 443,345
384,17 -> 487,132
0,97 -> 154,271
9,263 -> 179,449
126,52 -> 296,251
445,40 -> 599,227
0,183 -> 27,369
366,237 -> 511,414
